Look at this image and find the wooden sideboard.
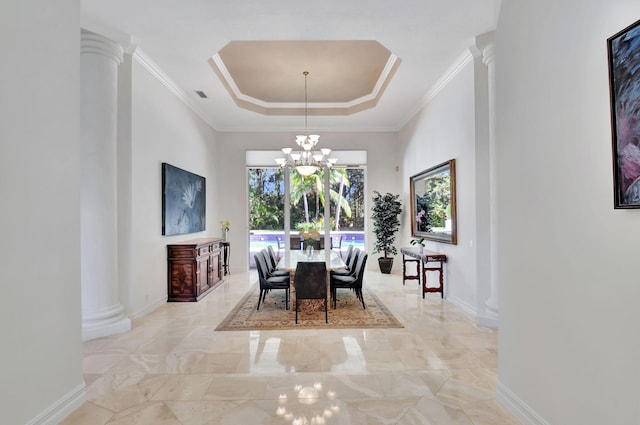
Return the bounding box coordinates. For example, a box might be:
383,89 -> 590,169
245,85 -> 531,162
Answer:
167,237 -> 224,302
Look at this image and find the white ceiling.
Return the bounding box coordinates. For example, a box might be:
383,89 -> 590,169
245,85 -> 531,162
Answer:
81,0 -> 499,132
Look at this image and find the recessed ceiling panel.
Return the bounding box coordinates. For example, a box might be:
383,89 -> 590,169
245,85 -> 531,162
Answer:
210,40 -> 400,115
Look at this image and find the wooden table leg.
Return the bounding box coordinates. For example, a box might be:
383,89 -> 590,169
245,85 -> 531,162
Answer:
402,256 -> 421,286
422,262 -> 444,299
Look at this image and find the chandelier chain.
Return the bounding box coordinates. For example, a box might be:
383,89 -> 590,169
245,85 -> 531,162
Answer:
274,71 -> 337,177
304,71 -> 309,130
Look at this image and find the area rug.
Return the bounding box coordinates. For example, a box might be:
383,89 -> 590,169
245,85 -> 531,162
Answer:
215,283 -> 403,331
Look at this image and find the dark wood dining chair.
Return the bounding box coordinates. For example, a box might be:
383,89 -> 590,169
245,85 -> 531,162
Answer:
330,251 -> 368,309
266,246 -> 288,277
294,261 -> 328,323
254,252 -> 290,310
330,235 -> 345,257
330,246 -> 358,277
276,236 -> 285,257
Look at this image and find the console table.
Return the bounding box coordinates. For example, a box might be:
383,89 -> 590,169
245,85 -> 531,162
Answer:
400,247 -> 447,299
221,242 -> 230,275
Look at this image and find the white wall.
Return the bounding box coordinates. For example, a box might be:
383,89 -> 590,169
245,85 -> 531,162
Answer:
217,132 -> 400,271
122,56 -> 220,317
398,59 -> 482,315
496,1 -> 640,424
0,1 -> 85,424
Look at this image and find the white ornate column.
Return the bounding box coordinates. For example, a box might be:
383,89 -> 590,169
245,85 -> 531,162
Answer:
80,30 -> 131,340
482,39 -> 500,321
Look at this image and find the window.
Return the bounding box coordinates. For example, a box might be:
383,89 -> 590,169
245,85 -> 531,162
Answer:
247,151 -> 366,267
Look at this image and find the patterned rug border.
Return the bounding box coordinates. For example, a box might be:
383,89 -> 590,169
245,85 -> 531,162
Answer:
215,283 -> 403,331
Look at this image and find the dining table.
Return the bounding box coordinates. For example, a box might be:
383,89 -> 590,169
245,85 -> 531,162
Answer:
276,248 -> 346,272
276,249 -> 346,312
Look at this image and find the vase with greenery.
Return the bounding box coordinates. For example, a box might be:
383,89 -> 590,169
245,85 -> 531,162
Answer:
371,191 -> 402,273
410,237 -> 425,253
220,220 -> 231,241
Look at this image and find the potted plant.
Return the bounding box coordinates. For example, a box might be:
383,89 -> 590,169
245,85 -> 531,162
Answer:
371,191 -> 402,273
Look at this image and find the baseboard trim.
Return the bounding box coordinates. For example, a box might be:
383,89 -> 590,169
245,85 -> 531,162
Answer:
447,294 -> 478,318
27,383 -> 86,425
130,294 -> 167,320
497,380 -> 551,425
477,313 -> 499,329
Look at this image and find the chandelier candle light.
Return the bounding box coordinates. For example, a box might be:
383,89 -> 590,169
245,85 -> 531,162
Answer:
275,71 -> 337,177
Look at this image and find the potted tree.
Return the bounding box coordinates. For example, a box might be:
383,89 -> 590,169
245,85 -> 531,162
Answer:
371,191 -> 402,273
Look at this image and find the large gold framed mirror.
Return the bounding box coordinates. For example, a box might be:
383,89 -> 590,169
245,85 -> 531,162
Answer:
410,159 -> 457,244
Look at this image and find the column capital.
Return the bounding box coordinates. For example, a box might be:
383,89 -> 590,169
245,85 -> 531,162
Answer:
482,44 -> 495,67
81,30 -> 124,65
474,30 -> 495,67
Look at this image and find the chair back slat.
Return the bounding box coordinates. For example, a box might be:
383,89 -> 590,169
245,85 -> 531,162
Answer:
294,262 -> 327,300
347,248 -> 360,270
254,251 -> 289,310
267,245 -> 278,268
352,251 -> 368,287
254,252 -> 269,284
343,245 -> 355,266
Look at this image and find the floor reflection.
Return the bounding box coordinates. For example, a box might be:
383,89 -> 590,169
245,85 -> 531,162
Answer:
277,381 -> 340,425
61,270 -> 519,425
249,332 -> 370,373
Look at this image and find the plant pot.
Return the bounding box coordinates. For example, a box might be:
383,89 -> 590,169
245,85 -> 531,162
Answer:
378,257 -> 394,274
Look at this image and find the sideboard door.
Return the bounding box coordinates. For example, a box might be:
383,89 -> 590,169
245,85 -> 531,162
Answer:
208,242 -> 221,288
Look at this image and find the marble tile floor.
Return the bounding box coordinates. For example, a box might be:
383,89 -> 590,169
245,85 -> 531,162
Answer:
61,269 -> 521,425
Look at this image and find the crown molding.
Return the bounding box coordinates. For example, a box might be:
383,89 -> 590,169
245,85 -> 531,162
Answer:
397,30 -> 496,131
396,48 -> 475,131
80,21 -> 218,129
132,49 -> 219,130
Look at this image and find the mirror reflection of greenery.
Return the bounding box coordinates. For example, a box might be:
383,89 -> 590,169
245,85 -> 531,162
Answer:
416,173 -> 450,231
248,167 -> 365,231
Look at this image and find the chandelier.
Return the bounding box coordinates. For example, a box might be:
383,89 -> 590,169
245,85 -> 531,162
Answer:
275,71 -> 337,177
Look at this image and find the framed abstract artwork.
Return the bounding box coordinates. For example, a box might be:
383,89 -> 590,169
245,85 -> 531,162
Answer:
162,163 -> 206,235
410,159 -> 457,244
608,18 -> 640,208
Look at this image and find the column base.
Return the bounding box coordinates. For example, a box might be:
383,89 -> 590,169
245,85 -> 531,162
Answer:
82,316 -> 131,341
478,298 -> 499,329
477,311 -> 499,329
82,303 -> 131,340
485,296 -> 499,314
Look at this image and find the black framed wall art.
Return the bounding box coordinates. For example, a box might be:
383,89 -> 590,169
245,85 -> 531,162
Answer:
162,163 -> 206,235
608,18 -> 640,208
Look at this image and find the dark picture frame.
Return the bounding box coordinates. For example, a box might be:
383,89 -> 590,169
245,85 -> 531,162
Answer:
607,18 -> 640,208
162,163 -> 206,235
410,159 -> 457,245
